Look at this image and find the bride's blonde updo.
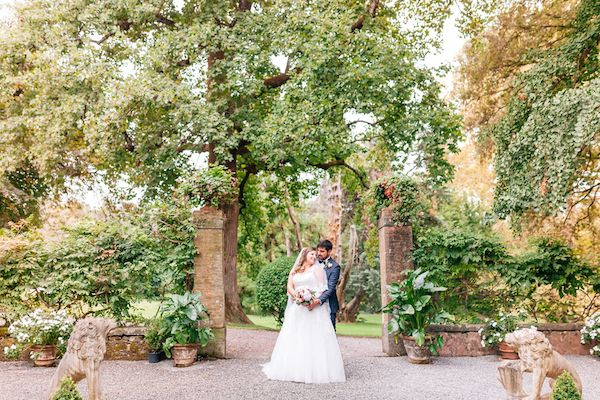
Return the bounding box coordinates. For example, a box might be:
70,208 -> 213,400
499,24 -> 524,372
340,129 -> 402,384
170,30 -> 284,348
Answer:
292,247 -> 316,274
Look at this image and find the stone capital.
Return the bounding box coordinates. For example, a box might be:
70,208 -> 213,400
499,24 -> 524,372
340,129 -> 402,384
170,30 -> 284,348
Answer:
192,207 -> 225,230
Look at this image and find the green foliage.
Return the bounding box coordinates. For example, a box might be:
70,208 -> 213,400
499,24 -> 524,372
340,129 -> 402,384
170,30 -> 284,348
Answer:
0,164 -> 47,227
2,343 -> 21,360
413,223 -> 600,322
550,372 -> 582,400
158,292 -> 214,358
579,311 -> 600,356
50,377 -> 83,400
478,312 -> 525,347
365,175 -> 427,226
489,0 -> 600,223
502,238 -> 600,299
382,268 -> 453,353
8,308 -> 73,348
0,201 -> 196,319
177,165 -> 238,209
0,0 -> 463,222
413,227 -> 509,320
346,267 -> 381,314
255,256 -> 295,326
144,318 -> 165,352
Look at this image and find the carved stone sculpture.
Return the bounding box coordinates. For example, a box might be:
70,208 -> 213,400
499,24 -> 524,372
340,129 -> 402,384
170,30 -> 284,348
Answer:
498,361 -> 528,399
498,328 -> 582,400
48,318 -> 117,400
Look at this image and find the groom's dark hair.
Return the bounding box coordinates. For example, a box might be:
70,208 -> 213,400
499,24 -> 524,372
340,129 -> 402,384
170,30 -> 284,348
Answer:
317,239 -> 333,251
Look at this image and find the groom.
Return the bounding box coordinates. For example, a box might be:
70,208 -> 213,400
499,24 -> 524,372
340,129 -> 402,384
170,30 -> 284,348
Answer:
309,239 -> 341,330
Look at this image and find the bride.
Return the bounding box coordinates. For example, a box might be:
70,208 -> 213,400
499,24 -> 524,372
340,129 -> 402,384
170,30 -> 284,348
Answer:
262,247 -> 346,384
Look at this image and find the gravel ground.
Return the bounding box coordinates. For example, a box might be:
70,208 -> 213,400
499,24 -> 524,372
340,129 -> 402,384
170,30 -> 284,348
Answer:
2,328 -> 599,400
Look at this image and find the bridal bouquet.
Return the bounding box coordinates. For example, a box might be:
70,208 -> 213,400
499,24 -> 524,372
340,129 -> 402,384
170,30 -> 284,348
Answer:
294,287 -> 316,306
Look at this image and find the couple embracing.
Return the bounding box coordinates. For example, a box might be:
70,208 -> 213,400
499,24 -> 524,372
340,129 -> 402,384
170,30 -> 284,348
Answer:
262,240 -> 346,384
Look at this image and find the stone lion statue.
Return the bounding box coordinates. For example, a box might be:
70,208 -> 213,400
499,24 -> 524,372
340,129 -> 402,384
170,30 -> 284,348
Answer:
48,317 -> 117,400
501,328 -> 582,400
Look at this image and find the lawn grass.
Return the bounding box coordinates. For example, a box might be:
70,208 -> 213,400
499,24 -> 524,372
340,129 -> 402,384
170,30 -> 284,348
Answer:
131,301 -> 382,338
232,313 -> 382,338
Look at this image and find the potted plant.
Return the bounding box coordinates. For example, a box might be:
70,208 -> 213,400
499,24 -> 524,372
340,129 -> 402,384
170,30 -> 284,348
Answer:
7,308 -> 73,366
144,318 -> 166,363
383,268 -> 453,364
478,312 -> 524,359
159,291 -> 214,367
580,311 -> 600,357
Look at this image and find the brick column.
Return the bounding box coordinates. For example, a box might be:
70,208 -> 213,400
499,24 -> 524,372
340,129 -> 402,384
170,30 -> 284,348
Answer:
378,207 -> 413,356
193,207 -> 226,358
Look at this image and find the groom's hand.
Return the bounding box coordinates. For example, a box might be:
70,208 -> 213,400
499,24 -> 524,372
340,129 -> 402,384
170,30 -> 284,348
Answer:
308,299 -> 321,310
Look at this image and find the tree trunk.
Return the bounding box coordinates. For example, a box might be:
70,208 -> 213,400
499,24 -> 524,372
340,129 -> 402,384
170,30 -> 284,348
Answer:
327,173 -> 343,262
284,186 -> 302,251
206,47 -> 250,324
340,288 -> 364,322
222,200 -> 252,324
337,224 -> 360,322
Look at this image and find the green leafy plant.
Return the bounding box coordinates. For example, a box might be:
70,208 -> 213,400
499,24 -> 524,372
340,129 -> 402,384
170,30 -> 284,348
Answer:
159,292 -> 214,358
365,175 -> 424,226
478,312 -> 525,348
177,165 -> 238,209
382,268 -> 453,354
413,227 -> 509,321
144,318 -> 165,352
255,256 -> 296,326
580,311 -> 600,356
3,343 -> 21,360
50,376 -> 83,400
550,371 -> 582,400
0,201 -> 197,320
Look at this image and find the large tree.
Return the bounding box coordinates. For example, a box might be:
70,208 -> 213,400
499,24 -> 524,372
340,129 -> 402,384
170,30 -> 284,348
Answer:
0,0 -> 464,322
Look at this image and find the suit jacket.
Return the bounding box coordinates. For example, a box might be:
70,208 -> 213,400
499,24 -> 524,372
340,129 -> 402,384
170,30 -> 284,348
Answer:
318,257 -> 341,315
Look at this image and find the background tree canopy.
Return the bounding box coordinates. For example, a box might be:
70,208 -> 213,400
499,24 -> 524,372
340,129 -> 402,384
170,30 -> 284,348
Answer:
0,0 -> 478,321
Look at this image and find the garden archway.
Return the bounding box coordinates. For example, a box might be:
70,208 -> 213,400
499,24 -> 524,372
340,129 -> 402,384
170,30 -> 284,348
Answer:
192,205 -> 412,358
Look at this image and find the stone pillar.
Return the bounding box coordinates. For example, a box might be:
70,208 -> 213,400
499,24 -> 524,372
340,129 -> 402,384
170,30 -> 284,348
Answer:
193,207 -> 226,358
378,207 -> 414,356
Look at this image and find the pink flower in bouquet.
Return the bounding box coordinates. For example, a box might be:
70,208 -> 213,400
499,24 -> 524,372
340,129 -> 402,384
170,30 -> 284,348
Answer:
294,287 -> 316,306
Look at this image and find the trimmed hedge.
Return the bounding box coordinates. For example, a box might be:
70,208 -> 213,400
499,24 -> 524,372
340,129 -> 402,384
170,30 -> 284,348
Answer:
256,256 -> 295,326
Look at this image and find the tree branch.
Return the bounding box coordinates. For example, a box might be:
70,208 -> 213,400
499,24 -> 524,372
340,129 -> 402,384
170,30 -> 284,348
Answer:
155,13 -> 175,27
123,132 -> 135,152
238,0 -> 252,11
311,159 -> 368,189
91,32 -> 114,45
351,0 -> 380,32
263,0 -> 381,89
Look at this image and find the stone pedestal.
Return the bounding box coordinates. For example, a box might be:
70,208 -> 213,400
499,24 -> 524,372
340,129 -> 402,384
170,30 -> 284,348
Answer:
378,207 -> 413,356
193,207 -> 226,359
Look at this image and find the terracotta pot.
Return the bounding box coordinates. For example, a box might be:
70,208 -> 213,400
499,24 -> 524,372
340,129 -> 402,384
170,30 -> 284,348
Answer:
171,344 -> 199,367
402,335 -> 432,364
30,345 -> 58,367
498,341 -> 519,360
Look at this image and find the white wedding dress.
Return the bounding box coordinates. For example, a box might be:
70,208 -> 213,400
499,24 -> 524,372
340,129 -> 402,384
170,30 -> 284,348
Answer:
262,264 -> 346,384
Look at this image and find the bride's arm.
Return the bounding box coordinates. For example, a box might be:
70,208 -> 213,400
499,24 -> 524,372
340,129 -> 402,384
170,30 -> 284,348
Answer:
287,270 -> 296,297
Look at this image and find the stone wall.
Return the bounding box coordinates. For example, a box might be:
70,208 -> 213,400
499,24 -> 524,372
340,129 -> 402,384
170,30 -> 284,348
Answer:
0,324 -> 593,360
105,326 -> 148,361
429,323 -> 593,357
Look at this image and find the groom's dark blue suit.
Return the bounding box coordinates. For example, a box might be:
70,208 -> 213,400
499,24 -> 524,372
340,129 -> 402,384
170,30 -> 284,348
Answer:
318,257 -> 341,330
